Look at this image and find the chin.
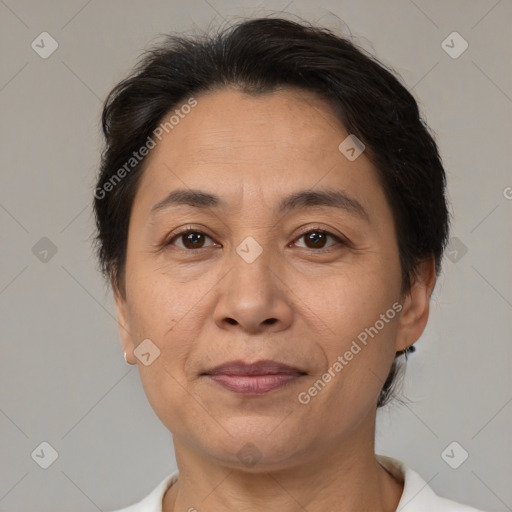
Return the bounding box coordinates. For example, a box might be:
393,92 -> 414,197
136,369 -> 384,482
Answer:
198,419 -> 310,469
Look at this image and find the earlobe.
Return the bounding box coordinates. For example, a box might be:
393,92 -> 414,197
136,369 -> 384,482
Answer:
395,258 -> 437,353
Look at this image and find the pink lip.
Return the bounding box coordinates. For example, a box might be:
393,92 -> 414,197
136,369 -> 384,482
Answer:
202,360 -> 306,395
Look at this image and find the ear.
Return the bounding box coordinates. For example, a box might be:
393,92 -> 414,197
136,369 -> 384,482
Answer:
395,257 -> 437,353
111,275 -> 135,364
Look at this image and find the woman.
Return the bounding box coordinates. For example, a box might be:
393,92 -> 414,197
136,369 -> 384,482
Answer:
94,17 -> 485,512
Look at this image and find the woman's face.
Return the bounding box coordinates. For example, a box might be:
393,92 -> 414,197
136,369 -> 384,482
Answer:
114,87 -> 431,469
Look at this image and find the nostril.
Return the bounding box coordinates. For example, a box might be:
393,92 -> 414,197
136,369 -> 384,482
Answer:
225,318 -> 237,325
264,318 -> 278,325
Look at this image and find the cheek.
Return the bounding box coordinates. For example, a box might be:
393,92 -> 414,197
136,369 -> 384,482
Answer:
305,265 -> 400,397
316,264 -> 399,339
121,271 -> 193,401
126,261 -> 206,339
137,360 -> 201,439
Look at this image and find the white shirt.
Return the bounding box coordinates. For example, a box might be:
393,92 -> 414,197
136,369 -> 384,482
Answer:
108,455 -> 485,511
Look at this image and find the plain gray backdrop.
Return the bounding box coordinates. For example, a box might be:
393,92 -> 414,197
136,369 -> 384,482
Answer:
1,1 -> 511,511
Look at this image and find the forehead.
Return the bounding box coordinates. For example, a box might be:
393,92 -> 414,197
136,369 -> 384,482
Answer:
165,88 -> 344,158
134,87 -> 384,216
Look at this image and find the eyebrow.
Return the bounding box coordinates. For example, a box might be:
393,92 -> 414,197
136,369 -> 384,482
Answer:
149,188 -> 369,221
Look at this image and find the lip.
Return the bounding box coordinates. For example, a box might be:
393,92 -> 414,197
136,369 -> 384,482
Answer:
201,360 -> 307,395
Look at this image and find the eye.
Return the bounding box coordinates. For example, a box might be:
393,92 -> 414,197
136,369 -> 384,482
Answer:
167,229 -> 219,250
292,229 -> 343,250
165,227 -> 344,251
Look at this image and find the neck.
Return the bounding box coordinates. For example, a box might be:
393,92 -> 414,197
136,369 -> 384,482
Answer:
163,419 -> 403,512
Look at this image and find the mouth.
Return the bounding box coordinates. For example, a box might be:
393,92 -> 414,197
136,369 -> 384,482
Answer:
200,360 -> 307,395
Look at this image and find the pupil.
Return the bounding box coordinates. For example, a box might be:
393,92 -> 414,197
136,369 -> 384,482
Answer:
185,232 -> 203,248
307,232 -> 325,248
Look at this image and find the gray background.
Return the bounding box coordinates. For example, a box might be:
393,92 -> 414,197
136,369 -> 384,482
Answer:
1,0 -> 511,511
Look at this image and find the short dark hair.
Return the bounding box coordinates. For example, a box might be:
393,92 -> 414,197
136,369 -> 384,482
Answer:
93,17 -> 450,407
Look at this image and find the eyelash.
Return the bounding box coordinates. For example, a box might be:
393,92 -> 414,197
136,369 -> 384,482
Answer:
164,226 -> 346,252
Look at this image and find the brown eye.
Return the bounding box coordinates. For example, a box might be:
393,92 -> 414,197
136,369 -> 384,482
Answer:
168,230 -> 217,250
294,230 -> 341,250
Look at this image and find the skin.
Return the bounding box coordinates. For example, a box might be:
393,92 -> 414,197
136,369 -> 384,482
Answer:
113,87 -> 436,512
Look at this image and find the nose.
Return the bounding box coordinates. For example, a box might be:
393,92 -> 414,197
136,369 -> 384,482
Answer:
213,246 -> 293,335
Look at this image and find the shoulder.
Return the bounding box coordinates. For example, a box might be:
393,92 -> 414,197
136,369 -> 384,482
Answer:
107,471 -> 179,512
376,455 -> 487,512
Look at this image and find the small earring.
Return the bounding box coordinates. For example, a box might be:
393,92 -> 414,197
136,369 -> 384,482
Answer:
397,345 -> 416,358
123,351 -> 132,365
